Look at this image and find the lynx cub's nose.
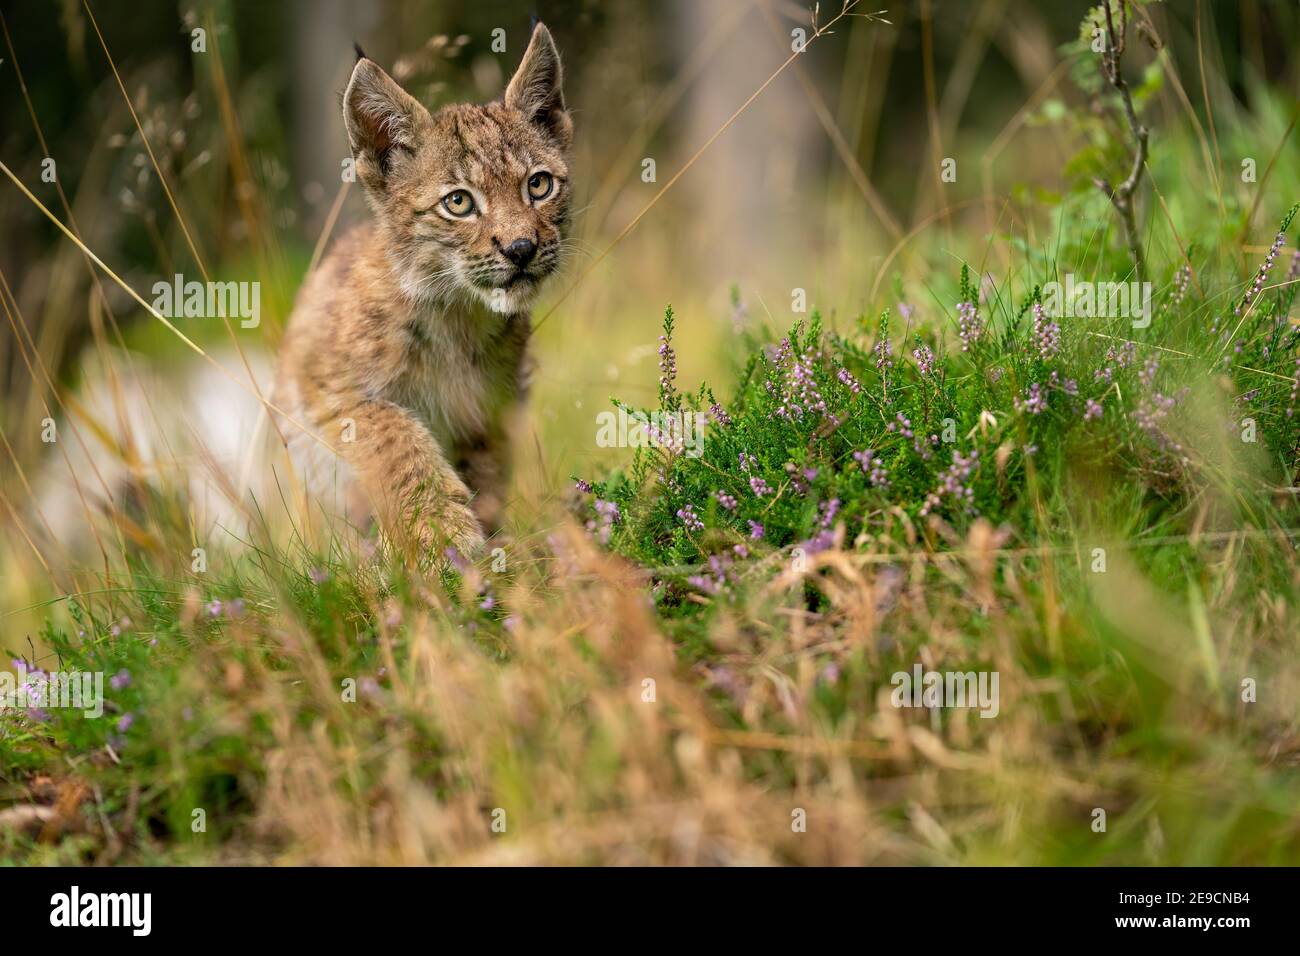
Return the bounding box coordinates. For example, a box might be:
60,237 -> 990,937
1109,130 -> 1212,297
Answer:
503,238 -> 537,266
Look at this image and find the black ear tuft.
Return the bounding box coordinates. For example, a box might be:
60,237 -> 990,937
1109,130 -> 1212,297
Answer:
529,12 -> 540,30
353,41 -> 368,63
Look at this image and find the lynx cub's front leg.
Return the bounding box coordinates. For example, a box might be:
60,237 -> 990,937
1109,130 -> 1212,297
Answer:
342,397 -> 485,557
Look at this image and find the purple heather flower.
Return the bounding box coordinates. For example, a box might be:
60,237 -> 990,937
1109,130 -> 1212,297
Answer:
920,449 -> 980,517
912,344 -> 935,376
1139,357 -> 1159,389
715,491 -> 738,511
479,595 -> 495,611
1164,263 -> 1192,313
1083,398 -> 1103,421
886,412 -> 914,439
739,452 -> 758,472
658,333 -> 678,401
207,599 -> 223,617
1237,231 -> 1286,316
1132,354 -> 1191,458
644,418 -> 686,455
783,462 -> 819,495
309,567 -> 331,584
586,498 -> 621,544
819,498 -> 841,528
772,343 -> 829,421
852,449 -> 890,489
911,432 -> 935,461
748,520 -> 765,540
708,665 -> 739,695
676,503 -> 705,532
1016,382 -> 1047,415
110,669 -> 131,690
836,366 -> 862,395
1095,341 -> 1137,383
686,573 -> 722,595
873,333 -> 893,373
116,713 -> 135,733
688,552 -> 735,595
749,476 -> 772,497
802,529 -> 835,555
1032,303 -> 1061,360
957,301 -> 983,351
709,402 -> 733,426
574,478 -> 593,494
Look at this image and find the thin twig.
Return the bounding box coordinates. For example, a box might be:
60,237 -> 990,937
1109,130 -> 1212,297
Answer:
1093,0 -> 1149,282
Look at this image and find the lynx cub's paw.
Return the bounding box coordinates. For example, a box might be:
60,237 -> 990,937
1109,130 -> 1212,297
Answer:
423,503 -> 486,558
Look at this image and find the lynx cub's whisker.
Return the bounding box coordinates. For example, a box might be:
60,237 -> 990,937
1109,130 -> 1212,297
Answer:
275,22 -> 572,560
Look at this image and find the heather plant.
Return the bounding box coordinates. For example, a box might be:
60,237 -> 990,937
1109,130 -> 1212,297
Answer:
576,211 -> 1300,610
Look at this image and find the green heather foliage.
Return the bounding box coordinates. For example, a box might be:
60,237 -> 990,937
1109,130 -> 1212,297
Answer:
578,207 -> 1300,601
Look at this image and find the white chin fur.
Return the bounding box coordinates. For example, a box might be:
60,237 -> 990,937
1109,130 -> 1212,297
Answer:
396,260 -> 540,313
473,282 -> 539,314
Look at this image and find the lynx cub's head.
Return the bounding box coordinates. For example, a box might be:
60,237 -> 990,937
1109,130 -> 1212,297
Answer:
344,23 -> 572,314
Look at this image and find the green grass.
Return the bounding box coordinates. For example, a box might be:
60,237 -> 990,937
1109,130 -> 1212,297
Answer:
5,205 -> 1300,864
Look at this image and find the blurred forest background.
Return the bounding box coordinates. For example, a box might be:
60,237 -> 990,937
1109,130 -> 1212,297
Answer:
3,0 -> 1297,476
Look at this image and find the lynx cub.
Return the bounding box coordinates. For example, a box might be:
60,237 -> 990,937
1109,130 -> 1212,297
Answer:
276,23 -> 572,559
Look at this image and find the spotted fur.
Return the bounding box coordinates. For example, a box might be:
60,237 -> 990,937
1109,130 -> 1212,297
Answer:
276,22 -> 571,558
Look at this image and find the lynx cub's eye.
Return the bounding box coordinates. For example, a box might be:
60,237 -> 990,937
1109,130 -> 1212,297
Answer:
527,171 -> 554,201
442,190 -> 475,217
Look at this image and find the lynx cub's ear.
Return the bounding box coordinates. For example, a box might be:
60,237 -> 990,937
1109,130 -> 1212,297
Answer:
504,22 -> 572,148
343,56 -> 430,187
